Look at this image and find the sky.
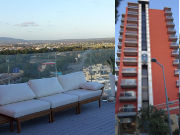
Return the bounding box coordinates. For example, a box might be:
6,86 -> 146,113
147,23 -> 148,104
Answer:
0,0 -> 115,40
115,0 -> 179,51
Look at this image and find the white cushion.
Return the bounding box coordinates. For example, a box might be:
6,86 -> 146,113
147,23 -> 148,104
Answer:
64,89 -> 102,101
0,99 -> 50,118
79,82 -> 104,90
0,83 -> 35,106
28,77 -> 64,98
58,71 -> 86,91
38,93 -> 78,108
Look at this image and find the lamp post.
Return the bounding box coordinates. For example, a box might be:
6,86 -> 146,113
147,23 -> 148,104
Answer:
151,58 -> 172,135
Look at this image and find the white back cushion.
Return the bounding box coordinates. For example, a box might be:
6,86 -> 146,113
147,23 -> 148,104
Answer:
28,77 -> 64,98
58,71 -> 86,91
0,83 -> 35,105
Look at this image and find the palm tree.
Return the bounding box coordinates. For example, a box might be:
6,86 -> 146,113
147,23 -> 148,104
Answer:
137,105 -> 169,135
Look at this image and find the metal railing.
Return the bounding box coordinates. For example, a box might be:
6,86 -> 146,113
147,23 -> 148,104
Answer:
122,68 -> 136,73
120,91 -> 136,97
119,106 -> 136,112
123,57 -> 137,62
173,59 -> 179,65
121,79 -> 137,85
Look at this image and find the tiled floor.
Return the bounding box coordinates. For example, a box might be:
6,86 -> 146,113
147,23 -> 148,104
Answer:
0,101 -> 115,135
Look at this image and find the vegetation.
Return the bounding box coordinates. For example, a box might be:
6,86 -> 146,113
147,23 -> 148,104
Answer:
138,105 -> 169,135
0,44 -> 114,55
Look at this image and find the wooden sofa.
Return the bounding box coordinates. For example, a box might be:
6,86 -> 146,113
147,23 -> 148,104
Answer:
0,71 -> 104,133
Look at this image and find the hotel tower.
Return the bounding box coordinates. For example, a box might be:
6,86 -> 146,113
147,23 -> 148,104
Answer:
115,0 -> 179,133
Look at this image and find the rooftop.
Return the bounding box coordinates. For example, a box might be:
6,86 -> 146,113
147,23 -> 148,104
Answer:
0,102 -> 115,135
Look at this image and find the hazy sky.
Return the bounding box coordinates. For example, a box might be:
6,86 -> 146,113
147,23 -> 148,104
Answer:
115,0 -> 179,49
0,0 -> 115,40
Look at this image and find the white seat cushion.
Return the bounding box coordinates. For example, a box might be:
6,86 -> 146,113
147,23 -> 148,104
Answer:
79,82 -> 104,90
38,93 -> 78,108
0,100 -> 50,118
28,77 -> 65,98
64,89 -> 102,101
58,71 -> 86,91
0,83 -> 35,106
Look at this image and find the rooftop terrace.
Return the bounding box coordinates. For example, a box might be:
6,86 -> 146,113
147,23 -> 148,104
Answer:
0,102 -> 115,135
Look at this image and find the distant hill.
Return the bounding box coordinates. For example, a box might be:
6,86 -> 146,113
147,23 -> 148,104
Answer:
0,37 -> 115,45
0,37 -> 25,44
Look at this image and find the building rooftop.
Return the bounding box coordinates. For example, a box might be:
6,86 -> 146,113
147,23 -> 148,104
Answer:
0,102 -> 115,135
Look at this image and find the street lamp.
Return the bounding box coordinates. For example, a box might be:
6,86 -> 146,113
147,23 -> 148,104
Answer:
151,58 -> 172,135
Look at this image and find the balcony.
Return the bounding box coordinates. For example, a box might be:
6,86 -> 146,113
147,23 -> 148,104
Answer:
166,22 -> 175,28
125,39 -> 138,47
167,28 -> 176,34
127,17 -> 138,24
115,67 -> 119,75
116,57 -> 120,66
128,2 -> 138,7
118,106 -> 137,118
120,23 -> 124,28
165,16 -> 173,21
127,11 -> 138,18
174,69 -> 179,76
119,91 -> 136,101
165,10 -> 172,16
173,59 -> 179,66
121,79 -> 137,89
120,29 -> 124,35
126,24 -> 138,31
117,49 -> 121,57
119,118 -> 135,124
121,16 -> 125,23
124,47 -> 137,56
118,43 -> 122,49
123,57 -> 137,66
169,35 -> 177,42
170,42 -> 179,49
122,68 -> 137,77
125,31 -> 138,38
119,36 -> 123,42
128,6 -> 138,12
171,49 -> 179,58
176,80 -> 179,87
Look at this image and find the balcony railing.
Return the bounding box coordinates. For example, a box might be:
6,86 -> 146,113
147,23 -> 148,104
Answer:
126,24 -> 138,31
127,11 -> 138,17
121,79 -> 137,88
118,43 -> 122,49
174,69 -> 179,76
117,49 -> 121,57
120,23 -> 124,28
120,29 -> 124,35
167,28 -> 176,34
124,47 -> 137,56
127,17 -> 138,24
173,59 -> 179,65
128,2 -> 138,7
122,68 -> 137,77
123,57 -> 137,66
128,6 -> 138,12
171,49 -> 179,57
125,39 -> 138,47
165,10 -> 172,16
169,35 -> 177,42
165,16 -> 173,21
166,22 -> 175,28
119,91 -> 136,101
176,80 -> 179,87
118,106 -> 137,118
125,32 -> 138,38
116,57 -> 120,66
170,42 -> 179,49
115,67 -> 119,75
119,36 -> 123,42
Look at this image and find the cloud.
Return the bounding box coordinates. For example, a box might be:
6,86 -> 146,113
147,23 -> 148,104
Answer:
15,22 -> 39,27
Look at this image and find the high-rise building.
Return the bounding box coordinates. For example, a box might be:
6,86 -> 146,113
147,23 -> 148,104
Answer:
116,0 -> 179,133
